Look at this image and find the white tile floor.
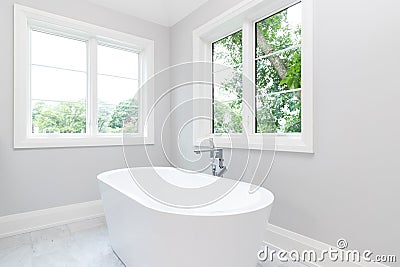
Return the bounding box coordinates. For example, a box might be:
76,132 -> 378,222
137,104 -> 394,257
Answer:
0,217 -> 123,267
0,217 -> 305,267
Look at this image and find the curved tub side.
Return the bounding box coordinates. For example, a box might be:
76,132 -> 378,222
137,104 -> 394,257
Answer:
98,177 -> 273,267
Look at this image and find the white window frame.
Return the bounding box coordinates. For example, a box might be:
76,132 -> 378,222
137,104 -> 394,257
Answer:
193,0 -> 314,153
14,4 -> 154,148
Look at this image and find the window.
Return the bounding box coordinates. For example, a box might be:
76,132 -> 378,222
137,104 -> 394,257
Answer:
14,5 -> 154,148
193,0 -> 313,153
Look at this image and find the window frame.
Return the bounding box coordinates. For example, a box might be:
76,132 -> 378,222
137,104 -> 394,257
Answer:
14,4 -> 155,148
193,0 -> 314,153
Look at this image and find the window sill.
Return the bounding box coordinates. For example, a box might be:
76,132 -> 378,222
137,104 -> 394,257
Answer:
14,135 -> 154,149
194,133 -> 313,153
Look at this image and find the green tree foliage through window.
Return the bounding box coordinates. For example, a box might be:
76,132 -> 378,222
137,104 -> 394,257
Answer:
256,3 -> 302,133
212,30 -> 243,133
32,101 -> 86,134
32,98 -> 138,134
97,98 -> 139,134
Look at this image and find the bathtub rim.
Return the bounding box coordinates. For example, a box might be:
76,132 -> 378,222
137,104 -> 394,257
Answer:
98,167 -> 274,217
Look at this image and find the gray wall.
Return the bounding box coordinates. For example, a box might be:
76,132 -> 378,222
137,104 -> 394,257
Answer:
0,0 -> 170,216
170,0 -> 400,260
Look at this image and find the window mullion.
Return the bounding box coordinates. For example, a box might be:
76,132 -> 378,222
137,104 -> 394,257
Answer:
88,38 -> 98,137
241,20 -> 255,135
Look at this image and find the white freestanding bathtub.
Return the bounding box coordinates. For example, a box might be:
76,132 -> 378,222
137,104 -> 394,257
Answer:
98,167 -> 274,267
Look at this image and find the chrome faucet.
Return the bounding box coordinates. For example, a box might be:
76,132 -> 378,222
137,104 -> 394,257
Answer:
194,138 -> 227,177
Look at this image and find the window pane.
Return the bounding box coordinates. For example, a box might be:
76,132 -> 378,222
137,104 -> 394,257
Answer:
32,100 -> 86,134
256,3 -> 302,58
213,100 -> 243,134
213,31 -> 242,68
97,45 -> 139,134
30,30 -> 87,134
256,91 -> 301,133
255,3 -> 302,133
98,45 -> 139,79
256,47 -> 301,95
212,30 -> 243,133
31,30 -> 87,71
98,98 -> 139,134
31,66 -> 87,102
213,66 -> 242,102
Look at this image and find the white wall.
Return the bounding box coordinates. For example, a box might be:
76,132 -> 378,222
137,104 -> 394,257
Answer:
170,0 -> 400,261
0,0 -> 170,217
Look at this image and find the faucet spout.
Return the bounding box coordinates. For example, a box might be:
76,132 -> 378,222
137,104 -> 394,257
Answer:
193,148 -> 214,154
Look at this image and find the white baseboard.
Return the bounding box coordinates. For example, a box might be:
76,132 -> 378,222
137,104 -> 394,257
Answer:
261,224 -> 389,267
0,200 -> 104,239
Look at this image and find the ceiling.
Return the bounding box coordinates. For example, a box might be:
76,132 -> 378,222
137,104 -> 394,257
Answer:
88,0 -> 209,27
